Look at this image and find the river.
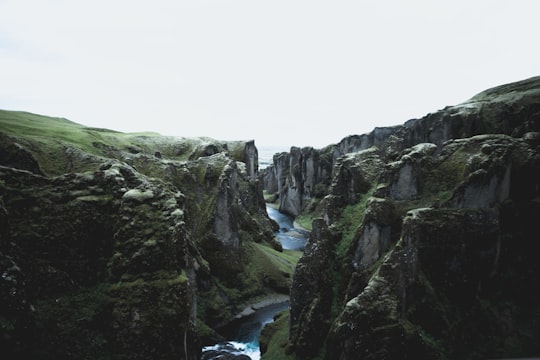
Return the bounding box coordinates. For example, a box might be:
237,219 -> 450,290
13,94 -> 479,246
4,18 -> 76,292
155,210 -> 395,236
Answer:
266,206 -> 309,251
201,205 -> 309,360
201,301 -> 289,360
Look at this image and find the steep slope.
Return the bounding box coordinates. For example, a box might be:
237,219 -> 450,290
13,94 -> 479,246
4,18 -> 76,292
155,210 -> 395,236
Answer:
262,76 -> 540,217
0,111 -> 292,359
262,76 -> 540,359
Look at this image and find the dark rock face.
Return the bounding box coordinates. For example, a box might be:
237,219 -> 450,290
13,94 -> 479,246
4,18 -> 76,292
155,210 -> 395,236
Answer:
0,119 -> 276,359
330,208 -> 503,359
262,146 -> 333,216
263,77 -> 540,217
0,163 -> 199,359
0,133 -> 43,175
289,219 -> 338,359
285,76 -> 540,359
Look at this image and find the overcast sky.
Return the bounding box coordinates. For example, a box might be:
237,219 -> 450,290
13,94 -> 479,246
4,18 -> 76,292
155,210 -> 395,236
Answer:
0,1 -> 538,148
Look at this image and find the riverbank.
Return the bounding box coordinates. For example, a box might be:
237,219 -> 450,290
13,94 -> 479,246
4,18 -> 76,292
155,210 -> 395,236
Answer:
293,220 -> 311,232
234,294 -> 290,319
203,297 -> 291,360
201,203 -> 307,359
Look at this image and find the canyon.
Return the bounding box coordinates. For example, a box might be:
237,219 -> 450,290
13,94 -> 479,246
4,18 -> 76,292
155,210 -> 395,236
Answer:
1,76 -> 540,359
261,76 -> 540,359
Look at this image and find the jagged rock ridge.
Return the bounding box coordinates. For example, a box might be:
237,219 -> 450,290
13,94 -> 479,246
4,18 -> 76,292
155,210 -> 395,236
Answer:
262,76 -> 540,217
262,76 -> 540,359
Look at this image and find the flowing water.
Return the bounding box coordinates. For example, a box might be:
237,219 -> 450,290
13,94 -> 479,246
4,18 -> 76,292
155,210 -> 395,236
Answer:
266,206 -> 309,251
201,205 -> 309,359
201,301 -> 289,360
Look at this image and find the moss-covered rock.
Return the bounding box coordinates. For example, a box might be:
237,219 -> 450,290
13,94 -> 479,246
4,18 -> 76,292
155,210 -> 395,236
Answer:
289,219 -> 339,359
259,310 -> 295,360
0,110 -> 286,358
281,77 -> 540,360
0,161 -> 201,359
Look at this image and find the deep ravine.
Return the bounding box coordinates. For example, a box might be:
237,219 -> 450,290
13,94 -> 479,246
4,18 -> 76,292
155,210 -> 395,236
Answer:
200,206 -> 308,360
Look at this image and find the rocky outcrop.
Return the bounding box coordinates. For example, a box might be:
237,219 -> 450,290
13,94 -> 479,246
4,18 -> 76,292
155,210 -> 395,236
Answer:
289,219 -> 338,359
0,162 -> 200,359
262,76 -> 540,218
262,146 -> 333,216
284,76 -> 540,359
332,126 -> 401,160
384,76 -> 540,155
0,132 -> 44,175
0,113 -> 281,359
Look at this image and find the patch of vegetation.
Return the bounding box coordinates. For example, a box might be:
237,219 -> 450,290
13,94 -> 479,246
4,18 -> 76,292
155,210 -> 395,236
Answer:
263,190 -> 279,203
239,242 -> 302,295
197,283 -> 233,329
294,213 -> 313,231
0,110 -> 164,175
0,110 -> 239,177
329,266 -> 344,320
225,141 -> 246,162
260,311 -> 295,360
313,182 -> 329,198
197,242 -> 302,332
334,187 -> 375,259
0,110 -> 157,153
256,243 -> 303,274
422,149 -> 468,203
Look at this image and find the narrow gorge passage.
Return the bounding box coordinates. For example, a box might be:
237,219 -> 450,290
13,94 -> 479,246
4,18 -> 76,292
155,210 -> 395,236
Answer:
266,206 -> 309,251
201,207 -> 309,360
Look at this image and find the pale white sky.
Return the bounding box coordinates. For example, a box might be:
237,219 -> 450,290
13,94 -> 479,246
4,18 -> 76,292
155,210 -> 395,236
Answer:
0,1 -> 538,148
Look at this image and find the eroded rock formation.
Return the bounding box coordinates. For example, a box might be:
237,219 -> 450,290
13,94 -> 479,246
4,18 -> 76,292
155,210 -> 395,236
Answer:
262,76 -> 540,218
266,76 -> 540,359
0,113 -> 283,359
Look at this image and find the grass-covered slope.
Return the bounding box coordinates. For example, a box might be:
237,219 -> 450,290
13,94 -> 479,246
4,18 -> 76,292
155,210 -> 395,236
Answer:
0,109 -> 253,176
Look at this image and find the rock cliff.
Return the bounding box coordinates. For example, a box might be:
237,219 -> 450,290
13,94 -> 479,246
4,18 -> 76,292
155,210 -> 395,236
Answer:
262,76 -> 540,217
0,111 -> 287,359
263,76 -> 540,359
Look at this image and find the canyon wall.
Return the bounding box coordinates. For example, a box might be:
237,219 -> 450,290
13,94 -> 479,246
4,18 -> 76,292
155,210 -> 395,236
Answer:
0,114 -> 283,360
262,76 -> 540,218
264,76 -> 540,359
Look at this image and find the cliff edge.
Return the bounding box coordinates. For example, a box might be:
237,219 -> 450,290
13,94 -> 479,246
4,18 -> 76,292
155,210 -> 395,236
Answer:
0,111 -> 292,359
262,76 -> 540,359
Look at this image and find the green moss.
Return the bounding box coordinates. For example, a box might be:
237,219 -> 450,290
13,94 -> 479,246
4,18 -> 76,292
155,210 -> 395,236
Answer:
255,243 -> 303,274
240,242 -> 301,295
260,311 -> 296,360
263,190 -> 278,203
313,182 -> 329,198
334,188 -> 375,259
422,149 -> 467,202
196,319 -> 217,339
294,213 -> 313,231
329,267 -> 343,320
226,141 -> 246,162
197,242 -> 302,331
197,284 -> 232,326
0,110 -> 209,177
